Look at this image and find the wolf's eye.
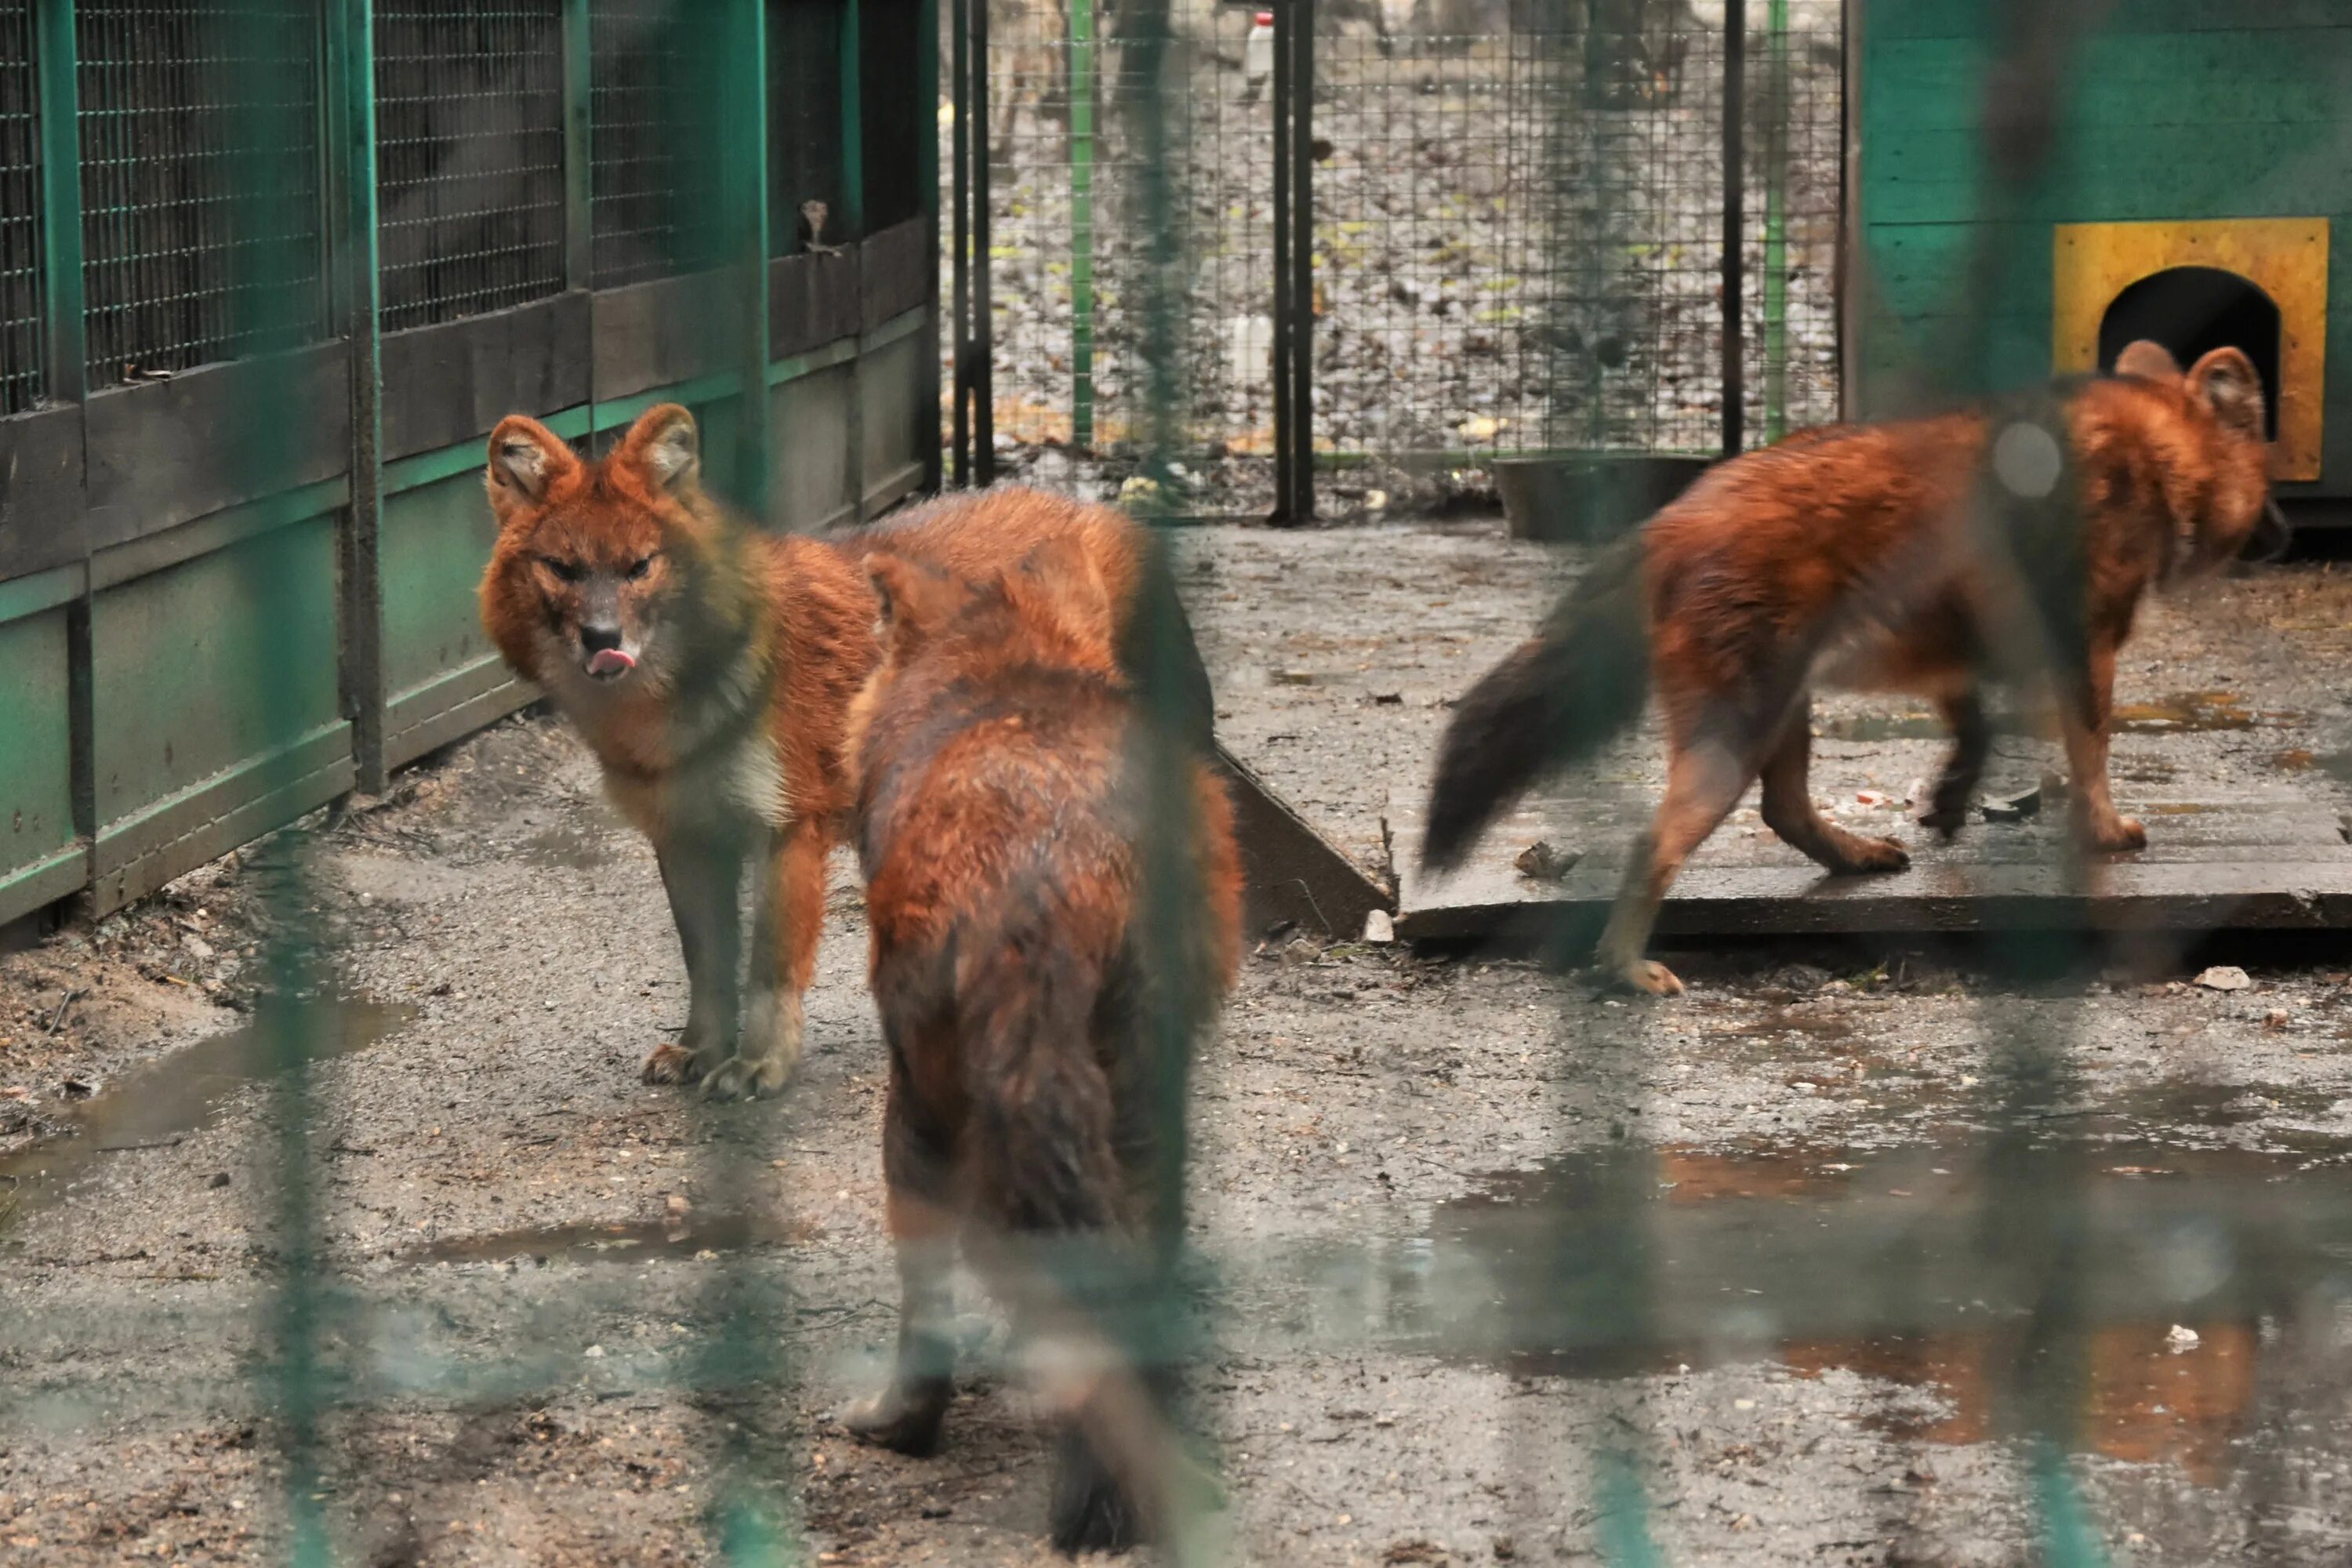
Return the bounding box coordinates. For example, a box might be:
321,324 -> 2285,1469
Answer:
536,554 -> 584,585
626,554 -> 657,581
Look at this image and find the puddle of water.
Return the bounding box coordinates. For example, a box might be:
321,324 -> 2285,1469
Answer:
1708,1007 -> 1859,1045
1819,692 -> 2302,746
0,1000 -> 415,1229
1782,1320 -> 2259,1482
1327,1134 -> 2352,1488
404,1210 -> 814,1266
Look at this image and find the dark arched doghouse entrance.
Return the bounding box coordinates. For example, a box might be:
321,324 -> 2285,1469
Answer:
2098,265 -> 2282,438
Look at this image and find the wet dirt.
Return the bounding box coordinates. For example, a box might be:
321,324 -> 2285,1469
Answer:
0,998 -> 412,1232
6,525 -> 2352,1563
403,1207 -> 815,1267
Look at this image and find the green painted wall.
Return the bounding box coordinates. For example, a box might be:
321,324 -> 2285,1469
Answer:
384,472 -> 505,701
90,514 -> 344,840
1857,2 -> 2352,491
0,606 -> 78,920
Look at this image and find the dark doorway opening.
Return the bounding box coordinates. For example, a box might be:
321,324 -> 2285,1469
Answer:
2098,266 -> 2281,438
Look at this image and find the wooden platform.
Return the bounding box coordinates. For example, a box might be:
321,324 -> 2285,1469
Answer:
1390,789 -> 2352,943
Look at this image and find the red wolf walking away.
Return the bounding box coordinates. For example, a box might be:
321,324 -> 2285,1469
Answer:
839,535 -> 1242,1554
1421,343 -> 2273,996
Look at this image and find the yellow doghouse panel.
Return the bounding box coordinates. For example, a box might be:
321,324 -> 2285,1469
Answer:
2053,218 -> 2328,482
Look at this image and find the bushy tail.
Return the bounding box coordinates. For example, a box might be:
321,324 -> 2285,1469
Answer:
958,909 -> 1178,1555
1421,540 -> 1652,873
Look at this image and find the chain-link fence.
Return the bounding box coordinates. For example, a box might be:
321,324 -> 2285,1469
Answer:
953,0 -> 1843,517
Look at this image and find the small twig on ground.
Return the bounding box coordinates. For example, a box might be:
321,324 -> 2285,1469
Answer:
44,987 -> 86,1035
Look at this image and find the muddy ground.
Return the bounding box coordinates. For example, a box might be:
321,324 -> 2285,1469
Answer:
9,519 -> 2352,1564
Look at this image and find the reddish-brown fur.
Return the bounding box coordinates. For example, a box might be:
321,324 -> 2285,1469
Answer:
477,403 -> 1193,1096
840,539 -> 1240,1553
1423,344 -> 2271,995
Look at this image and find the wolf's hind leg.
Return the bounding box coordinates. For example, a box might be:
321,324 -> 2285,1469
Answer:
1597,728 -> 1759,996
1759,698 -> 1911,874
1915,688 -> 1991,837
845,1066 -> 959,1454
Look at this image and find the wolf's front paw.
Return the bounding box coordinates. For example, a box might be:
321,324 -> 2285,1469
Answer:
699,1054 -> 792,1102
1607,958 -> 1685,996
641,1041 -> 709,1085
1848,834 -> 1911,873
842,1379 -> 952,1457
2076,810 -> 2147,854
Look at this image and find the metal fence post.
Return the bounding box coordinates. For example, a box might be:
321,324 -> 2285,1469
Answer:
918,0 -> 942,492
1070,0 -> 1096,451
950,0 -> 970,485
328,0 -> 387,796
971,0 -> 993,485
562,0 -> 593,296
1270,0 -> 1293,519
1722,0 -> 1746,456
1287,0 -> 1313,521
722,0 -> 771,518
1763,0 -> 1789,443
35,0 -> 91,872
840,0 -> 866,517
34,0 -> 78,407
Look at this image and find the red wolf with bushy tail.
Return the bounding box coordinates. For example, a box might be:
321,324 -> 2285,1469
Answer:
1421,343 -> 2272,996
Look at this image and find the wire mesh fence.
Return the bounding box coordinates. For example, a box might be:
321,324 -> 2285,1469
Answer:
589,0 -> 719,289
12,2 -> 2352,1564
373,2 -> 567,332
954,0 -> 1276,511
76,0 -> 328,389
956,0 -> 1845,516
0,0 -> 39,416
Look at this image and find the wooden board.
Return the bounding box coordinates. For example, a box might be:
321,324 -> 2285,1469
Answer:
1390,789 -> 2352,943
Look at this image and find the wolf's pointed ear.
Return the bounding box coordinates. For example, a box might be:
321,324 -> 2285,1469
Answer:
866,554 -> 964,649
2187,346 -> 2266,442
1007,535 -> 1112,644
485,416 -> 578,523
2113,339 -> 2183,383
616,403 -> 701,496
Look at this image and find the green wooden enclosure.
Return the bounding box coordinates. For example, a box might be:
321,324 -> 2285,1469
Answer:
1853,0 -> 2352,513
0,0 -> 941,931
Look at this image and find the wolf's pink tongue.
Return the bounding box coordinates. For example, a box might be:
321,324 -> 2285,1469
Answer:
588,648 -> 636,676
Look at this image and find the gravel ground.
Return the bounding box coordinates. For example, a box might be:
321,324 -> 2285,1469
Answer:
7,520 -> 2352,1563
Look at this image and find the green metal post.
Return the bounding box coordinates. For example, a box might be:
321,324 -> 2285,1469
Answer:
34,0 -> 81,406
840,0 -> 866,238
220,3 -> 340,1558
1763,0 -> 1789,442
1069,0 -> 1096,450
840,0 -> 866,517
719,0 -> 771,520
701,2 -> 794,1555
330,0 -> 387,794
561,0 -> 593,293
34,0 -> 90,867
917,0 -> 942,491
